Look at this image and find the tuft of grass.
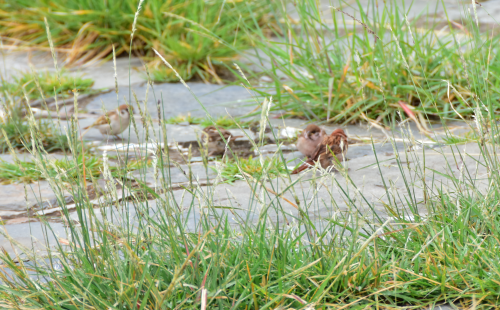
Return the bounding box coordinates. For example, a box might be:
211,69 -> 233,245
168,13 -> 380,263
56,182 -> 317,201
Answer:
0,70 -> 94,101
0,116 -> 71,153
215,155 -> 288,183
164,113 -> 203,125
441,132 -> 478,145
200,115 -> 254,129
0,0 -> 270,82
0,155 -> 148,184
165,114 -> 254,129
237,0 -> 500,124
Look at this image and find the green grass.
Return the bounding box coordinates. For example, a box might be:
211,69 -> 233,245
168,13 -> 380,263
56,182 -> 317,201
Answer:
0,155 -> 147,184
214,155 -> 288,183
0,70 -> 94,101
0,116 -> 72,153
235,0 -> 500,124
200,115 -> 254,129
165,114 -> 254,129
0,0 -> 270,82
164,113 -> 203,125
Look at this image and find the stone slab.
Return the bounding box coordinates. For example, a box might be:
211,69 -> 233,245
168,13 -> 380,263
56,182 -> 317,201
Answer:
0,153 -> 68,164
84,82 -> 256,120
0,221 -> 67,260
0,181 -> 62,212
131,163 -> 218,188
68,142 -> 492,235
0,51 -> 146,90
0,140 -> 493,258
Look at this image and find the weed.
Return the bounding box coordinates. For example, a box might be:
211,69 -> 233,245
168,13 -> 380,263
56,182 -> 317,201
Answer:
164,113 -> 203,125
200,115 -> 253,129
0,0 -> 270,82
0,154 -> 149,184
237,0 -> 500,123
214,155 -> 288,183
0,116 -> 71,153
165,114 -> 253,129
0,70 -> 94,101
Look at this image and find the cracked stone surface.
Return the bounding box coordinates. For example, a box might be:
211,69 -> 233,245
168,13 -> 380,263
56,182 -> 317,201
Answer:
84,82 -> 256,119
1,51 -> 146,90
60,143 -> 491,238
0,181 -> 62,213
1,141 -> 489,256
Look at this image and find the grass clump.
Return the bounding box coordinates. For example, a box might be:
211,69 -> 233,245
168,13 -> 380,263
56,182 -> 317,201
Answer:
240,0 -> 500,124
200,115 -> 252,129
165,114 -> 253,129
0,155 -> 147,184
3,140 -> 500,308
0,70 -> 94,101
215,155 -> 287,183
0,116 -> 71,153
164,113 -> 203,125
0,0 -> 270,82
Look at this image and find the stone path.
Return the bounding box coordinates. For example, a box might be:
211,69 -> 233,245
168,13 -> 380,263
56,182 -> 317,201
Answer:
1,139 -> 489,253
84,82 -> 256,119
0,51 -> 146,90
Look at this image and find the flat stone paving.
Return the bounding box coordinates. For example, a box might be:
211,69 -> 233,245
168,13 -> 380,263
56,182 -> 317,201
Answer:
1,52 -> 146,90
1,138 -> 489,253
85,82 -> 256,119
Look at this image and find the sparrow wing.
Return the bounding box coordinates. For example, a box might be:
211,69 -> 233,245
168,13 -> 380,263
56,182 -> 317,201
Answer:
309,136 -> 329,161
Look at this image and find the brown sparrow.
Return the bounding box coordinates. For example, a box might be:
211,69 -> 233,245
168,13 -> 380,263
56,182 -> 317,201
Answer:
80,104 -> 134,140
292,128 -> 348,174
296,124 -> 326,159
201,125 -> 242,156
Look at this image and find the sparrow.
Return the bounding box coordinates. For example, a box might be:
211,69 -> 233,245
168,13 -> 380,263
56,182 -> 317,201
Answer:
80,104 -> 134,140
201,125 -> 243,156
296,124 -> 326,159
292,128 -> 348,174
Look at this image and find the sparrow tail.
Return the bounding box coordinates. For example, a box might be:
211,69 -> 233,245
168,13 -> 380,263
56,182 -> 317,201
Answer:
291,160 -> 314,174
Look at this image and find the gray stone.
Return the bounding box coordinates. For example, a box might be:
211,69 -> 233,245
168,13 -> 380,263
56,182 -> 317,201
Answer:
0,153 -> 68,164
257,143 -> 297,155
0,211 -> 26,219
1,140 -> 493,258
0,181 -> 64,212
0,51 -> 146,90
67,142 -> 492,233
131,163 -> 217,188
4,217 -> 36,225
0,221 -> 67,259
85,82 -> 256,120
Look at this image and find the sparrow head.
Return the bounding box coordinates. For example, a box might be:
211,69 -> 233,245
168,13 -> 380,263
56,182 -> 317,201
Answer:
118,104 -> 134,116
330,128 -> 347,137
303,124 -> 323,139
